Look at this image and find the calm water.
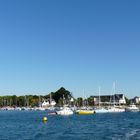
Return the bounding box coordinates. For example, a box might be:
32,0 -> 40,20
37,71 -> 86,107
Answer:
0,111 -> 140,140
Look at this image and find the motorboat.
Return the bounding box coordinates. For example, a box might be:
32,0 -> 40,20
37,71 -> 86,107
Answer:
48,112 -> 57,115
56,106 -> 74,115
125,104 -> 139,112
34,107 -> 46,111
76,107 -> 95,115
107,106 -> 125,113
94,107 -> 109,113
76,110 -> 95,115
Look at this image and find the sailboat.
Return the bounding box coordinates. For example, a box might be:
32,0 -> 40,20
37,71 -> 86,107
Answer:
56,105 -> 74,115
56,95 -> 74,115
94,87 -> 109,113
107,82 -> 125,113
35,96 -> 46,111
76,90 -> 95,115
48,93 -> 56,111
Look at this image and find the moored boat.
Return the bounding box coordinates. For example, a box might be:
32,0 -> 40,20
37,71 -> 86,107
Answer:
56,106 -> 74,115
125,104 -> 139,112
95,87 -> 109,113
48,112 -> 57,115
107,106 -> 125,113
95,107 -> 109,113
76,109 -> 95,115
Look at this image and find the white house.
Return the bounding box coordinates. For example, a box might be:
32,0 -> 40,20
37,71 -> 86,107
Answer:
41,100 -> 50,107
131,96 -> 140,104
41,99 -> 56,107
91,94 -> 126,105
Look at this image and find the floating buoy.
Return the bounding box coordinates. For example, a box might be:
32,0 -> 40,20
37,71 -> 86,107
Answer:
43,117 -> 48,121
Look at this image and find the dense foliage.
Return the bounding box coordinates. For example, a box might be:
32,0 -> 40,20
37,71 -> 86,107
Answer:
0,87 -> 73,107
0,87 -> 133,107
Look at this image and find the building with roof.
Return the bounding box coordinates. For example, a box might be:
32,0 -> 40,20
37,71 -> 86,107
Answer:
90,94 -> 126,105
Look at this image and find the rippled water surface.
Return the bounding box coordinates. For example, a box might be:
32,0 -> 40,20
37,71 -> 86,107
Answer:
0,111 -> 140,140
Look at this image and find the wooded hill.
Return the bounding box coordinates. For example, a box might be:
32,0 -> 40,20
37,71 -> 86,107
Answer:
0,87 -> 73,107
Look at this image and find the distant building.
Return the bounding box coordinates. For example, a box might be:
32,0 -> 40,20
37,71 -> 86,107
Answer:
41,100 -> 50,107
90,94 -> 126,105
130,96 -> 140,104
41,99 -> 56,108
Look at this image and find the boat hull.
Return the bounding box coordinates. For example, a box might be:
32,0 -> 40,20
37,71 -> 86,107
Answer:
125,105 -> 139,112
57,111 -> 73,115
125,108 -> 139,112
56,107 -> 74,115
76,110 -> 95,115
95,108 -> 109,113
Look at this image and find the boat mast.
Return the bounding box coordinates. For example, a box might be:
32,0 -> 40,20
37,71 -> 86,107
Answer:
83,89 -> 85,107
113,82 -> 116,106
50,93 -> 52,105
98,86 -> 101,107
39,96 -> 41,107
63,94 -> 65,105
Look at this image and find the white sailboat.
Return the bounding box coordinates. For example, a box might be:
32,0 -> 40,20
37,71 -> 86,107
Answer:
107,82 -> 125,113
56,105 -> 74,115
95,87 -> 109,113
56,95 -> 74,115
48,93 -> 56,111
35,96 -> 46,111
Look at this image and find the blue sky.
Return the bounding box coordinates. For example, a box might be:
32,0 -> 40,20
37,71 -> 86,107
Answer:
0,0 -> 140,98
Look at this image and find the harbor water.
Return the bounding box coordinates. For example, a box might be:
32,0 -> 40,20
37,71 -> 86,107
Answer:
0,111 -> 140,140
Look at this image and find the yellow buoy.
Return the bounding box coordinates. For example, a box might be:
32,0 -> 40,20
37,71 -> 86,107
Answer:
43,117 -> 48,121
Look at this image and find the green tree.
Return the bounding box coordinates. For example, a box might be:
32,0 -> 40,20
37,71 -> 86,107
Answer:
52,87 -> 73,104
76,97 -> 83,107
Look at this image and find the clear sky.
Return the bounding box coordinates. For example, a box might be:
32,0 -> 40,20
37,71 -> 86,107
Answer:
0,0 -> 140,98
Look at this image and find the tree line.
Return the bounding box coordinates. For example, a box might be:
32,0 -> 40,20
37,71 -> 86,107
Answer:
0,87 -> 74,107
0,87 -> 131,107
